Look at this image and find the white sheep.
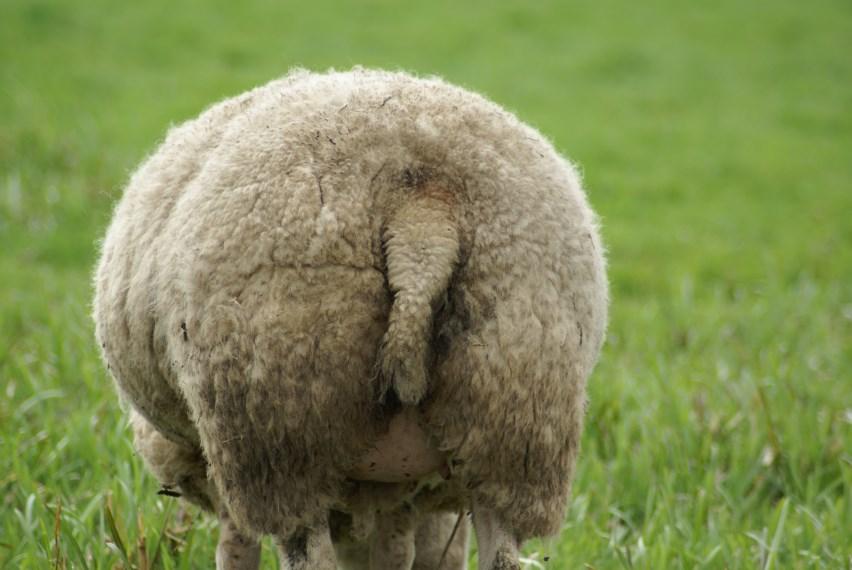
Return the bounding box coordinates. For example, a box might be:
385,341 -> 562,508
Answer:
94,68 -> 608,570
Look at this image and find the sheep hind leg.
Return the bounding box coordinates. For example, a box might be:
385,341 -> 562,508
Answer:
412,511 -> 470,570
471,504 -> 520,570
369,505 -> 416,569
276,521 -> 337,570
216,509 -> 261,570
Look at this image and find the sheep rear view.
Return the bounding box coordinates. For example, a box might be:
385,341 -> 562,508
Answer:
94,68 -> 608,569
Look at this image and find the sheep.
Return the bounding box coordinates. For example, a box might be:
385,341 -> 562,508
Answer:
94,68 -> 608,569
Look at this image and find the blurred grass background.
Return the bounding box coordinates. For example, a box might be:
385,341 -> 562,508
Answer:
1,0 -> 850,567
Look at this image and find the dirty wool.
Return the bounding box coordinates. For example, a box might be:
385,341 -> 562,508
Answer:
93,68 -> 608,568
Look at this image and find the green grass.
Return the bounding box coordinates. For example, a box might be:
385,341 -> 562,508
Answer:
1,0 -> 850,567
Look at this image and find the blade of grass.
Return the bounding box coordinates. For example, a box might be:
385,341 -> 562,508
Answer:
137,513 -> 149,570
52,498 -> 64,570
764,498 -> 790,570
149,499 -> 176,570
63,532 -> 91,570
104,495 -> 131,566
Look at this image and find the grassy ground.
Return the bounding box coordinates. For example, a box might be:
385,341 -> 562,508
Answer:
1,0 -> 850,567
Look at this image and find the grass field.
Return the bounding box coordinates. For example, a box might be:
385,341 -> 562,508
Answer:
1,0 -> 850,567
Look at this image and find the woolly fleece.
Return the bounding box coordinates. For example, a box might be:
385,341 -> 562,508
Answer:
94,68 -> 608,543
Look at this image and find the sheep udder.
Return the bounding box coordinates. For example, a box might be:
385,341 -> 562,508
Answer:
347,407 -> 447,483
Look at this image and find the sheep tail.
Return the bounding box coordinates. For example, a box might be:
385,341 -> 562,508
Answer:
378,179 -> 460,405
